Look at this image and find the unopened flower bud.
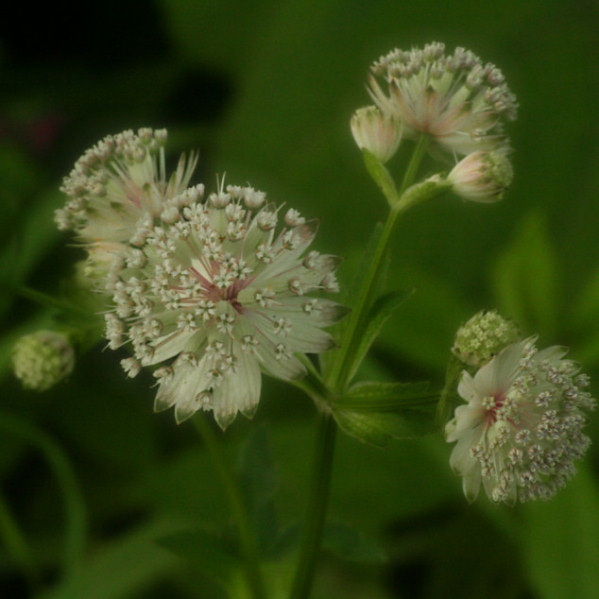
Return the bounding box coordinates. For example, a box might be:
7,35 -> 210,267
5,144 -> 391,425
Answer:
12,331 -> 75,391
448,150 -> 513,203
350,106 -> 402,163
452,310 -> 520,367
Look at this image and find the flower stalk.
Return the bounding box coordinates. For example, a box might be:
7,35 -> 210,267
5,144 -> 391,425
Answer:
292,135 -> 431,597
289,412 -> 337,599
192,415 -> 267,599
326,135 -> 429,393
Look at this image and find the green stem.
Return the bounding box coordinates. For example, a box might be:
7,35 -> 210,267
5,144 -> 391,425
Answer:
289,412 -> 336,599
327,207 -> 400,392
327,136 -> 429,393
397,135 -> 430,199
192,415 -> 267,599
289,136 -> 430,597
0,412 -> 87,578
0,488 -> 39,588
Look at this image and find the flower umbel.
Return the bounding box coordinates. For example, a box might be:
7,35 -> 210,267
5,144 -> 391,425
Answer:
369,42 -> 517,156
452,309 -> 520,367
12,331 -> 75,391
107,183 -> 344,428
56,128 -> 197,244
446,338 -> 596,504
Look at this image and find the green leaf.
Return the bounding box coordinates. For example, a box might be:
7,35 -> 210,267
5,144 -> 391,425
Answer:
569,268 -> 599,332
333,380 -> 436,412
372,265 -> 471,373
322,522 -> 387,563
491,212 -> 560,338
566,268 -> 599,366
397,176 -> 451,211
521,465 -> 599,599
39,519 -> 181,599
333,406 -> 435,448
0,189 -> 63,321
343,290 -> 414,384
236,426 -> 279,556
362,149 -> 398,206
156,528 -> 240,588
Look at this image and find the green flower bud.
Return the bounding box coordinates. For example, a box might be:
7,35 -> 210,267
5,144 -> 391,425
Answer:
12,331 -> 75,391
452,310 -> 520,367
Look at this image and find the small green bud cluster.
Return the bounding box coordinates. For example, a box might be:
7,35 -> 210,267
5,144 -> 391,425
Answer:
12,331 -> 75,391
452,310 -> 520,367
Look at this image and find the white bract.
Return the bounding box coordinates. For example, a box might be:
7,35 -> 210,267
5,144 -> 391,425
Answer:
446,338 -> 595,504
106,183 -> 344,428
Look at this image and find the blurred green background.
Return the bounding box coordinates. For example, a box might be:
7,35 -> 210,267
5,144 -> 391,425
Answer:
1,1 -> 599,597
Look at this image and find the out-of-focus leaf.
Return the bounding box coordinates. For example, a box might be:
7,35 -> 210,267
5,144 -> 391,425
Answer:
341,290 -> 415,386
156,528 -> 240,588
521,464 -> 599,599
566,268 -> 599,366
491,212 -> 560,338
236,426 -> 280,555
37,519 -> 180,599
0,189 -> 63,320
373,266 -> 471,373
569,268 -> 599,331
322,521 -> 386,563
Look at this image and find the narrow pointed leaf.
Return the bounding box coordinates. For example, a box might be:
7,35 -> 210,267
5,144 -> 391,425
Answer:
333,380 -> 437,412
333,406 -> 435,447
344,289 -> 414,384
362,149 -> 399,206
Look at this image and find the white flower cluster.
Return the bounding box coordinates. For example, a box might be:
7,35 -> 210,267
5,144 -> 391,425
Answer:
446,338 -> 595,504
56,128 -> 196,243
351,42 -> 517,204
106,184 -> 343,428
57,129 -> 343,427
369,42 -> 517,156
